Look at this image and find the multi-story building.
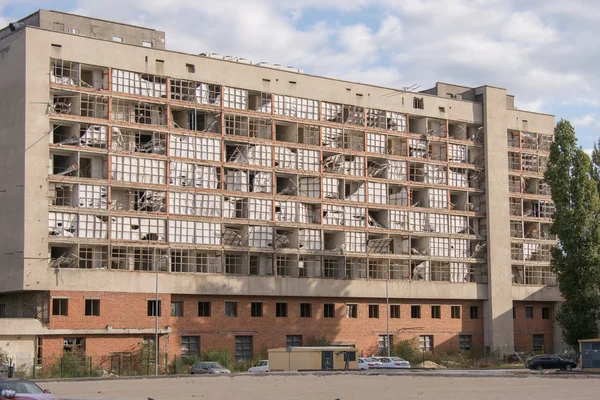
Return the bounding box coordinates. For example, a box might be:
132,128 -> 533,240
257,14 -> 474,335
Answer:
0,10 -> 561,368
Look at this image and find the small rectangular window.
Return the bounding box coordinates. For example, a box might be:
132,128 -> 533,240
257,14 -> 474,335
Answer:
533,334 -> 544,351
431,305 -> 441,319
451,306 -> 461,319
171,301 -> 183,317
142,41 -> 153,48
300,303 -> 312,318
235,336 -> 253,361
181,336 -> 200,357
413,97 -> 424,109
147,300 -> 161,317
390,305 -> 400,319
459,335 -> 472,351
251,302 -> 263,317
276,302 -> 288,318
52,298 -> 69,316
470,305 -> 479,319
525,306 -> 534,319
198,301 -> 211,317
186,63 -> 196,73
67,27 -> 79,35
542,307 -> 550,320
112,36 -> 124,43
369,304 -> 379,319
324,303 -> 335,318
411,305 -> 421,319
53,22 -> 65,32
286,335 -> 302,347
84,299 -> 100,316
346,304 -> 357,318
225,301 -> 237,317
419,335 -> 433,351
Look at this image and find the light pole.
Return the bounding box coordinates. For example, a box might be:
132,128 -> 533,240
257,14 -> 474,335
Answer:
155,255 -> 168,376
386,265 -> 390,357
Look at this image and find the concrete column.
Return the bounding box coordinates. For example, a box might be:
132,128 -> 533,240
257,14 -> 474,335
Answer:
481,86 -> 515,354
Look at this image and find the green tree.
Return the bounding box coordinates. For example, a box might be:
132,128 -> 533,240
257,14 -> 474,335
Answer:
545,120 -> 600,348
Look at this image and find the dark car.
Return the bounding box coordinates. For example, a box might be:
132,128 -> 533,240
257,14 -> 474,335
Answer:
525,355 -> 577,371
0,378 -> 57,399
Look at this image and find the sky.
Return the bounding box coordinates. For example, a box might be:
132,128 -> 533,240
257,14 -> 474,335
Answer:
2,0 -> 600,151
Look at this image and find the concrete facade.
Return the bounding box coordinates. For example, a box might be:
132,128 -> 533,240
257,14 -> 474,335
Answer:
0,10 -> 560,368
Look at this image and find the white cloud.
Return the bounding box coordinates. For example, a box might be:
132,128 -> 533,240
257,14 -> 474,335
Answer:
573,114 -> 599,128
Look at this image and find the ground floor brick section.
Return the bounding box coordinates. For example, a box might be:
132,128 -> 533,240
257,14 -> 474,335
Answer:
34,291 -> 554,366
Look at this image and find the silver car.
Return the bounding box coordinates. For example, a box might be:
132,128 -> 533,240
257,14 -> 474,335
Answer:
191,362 -> 231,374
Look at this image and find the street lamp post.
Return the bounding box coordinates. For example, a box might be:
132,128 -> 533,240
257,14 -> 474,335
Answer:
155,255 -> 168,376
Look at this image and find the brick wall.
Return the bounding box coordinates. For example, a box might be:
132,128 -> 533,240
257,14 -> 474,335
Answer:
513,301 -> 555,353
46,290 -> 485,361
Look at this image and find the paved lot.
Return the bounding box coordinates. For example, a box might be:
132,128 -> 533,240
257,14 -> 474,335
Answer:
38,370 -> 599,400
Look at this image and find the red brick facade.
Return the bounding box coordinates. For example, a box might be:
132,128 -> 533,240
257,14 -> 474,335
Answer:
513,301 -> 555,353
40,291 -> 553,364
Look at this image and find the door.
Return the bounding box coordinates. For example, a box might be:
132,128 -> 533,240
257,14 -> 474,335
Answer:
322,351 -> 334,370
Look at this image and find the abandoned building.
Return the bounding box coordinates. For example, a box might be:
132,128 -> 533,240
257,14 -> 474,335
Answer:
0,9 -> 560,369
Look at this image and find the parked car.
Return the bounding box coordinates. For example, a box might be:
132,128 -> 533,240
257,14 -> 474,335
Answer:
248,360 -> 269,373
375,357 -> 411,369
525,355 -> 577,371
358,357 -> 383,370
0,379 -> 57,400
191,362 -> 231,374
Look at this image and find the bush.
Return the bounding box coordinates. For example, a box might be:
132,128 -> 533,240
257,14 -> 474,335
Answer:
391,338 -> 422,365
42,352 -> 90,378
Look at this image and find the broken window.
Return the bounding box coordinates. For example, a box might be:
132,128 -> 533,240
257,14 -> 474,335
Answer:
110,217 -> 166,241
110,246 -> 168,271
63,338 -> 85,355
50,59 -> 79,85
112,128 -> 167,154
80,93 -> 108,119
171,108 -> 220,132
226,143 -> 272,166
413,97 -> 424,109
276,254 -> 297,277
171,79 -> 221,105
274,95 -> 319,120
111,99 -> 166,126
366,108 -> 386,129
367,133 -> 386,154
112,69 -> 167,98
321,101 -> 343,123
79,245 -> 108,269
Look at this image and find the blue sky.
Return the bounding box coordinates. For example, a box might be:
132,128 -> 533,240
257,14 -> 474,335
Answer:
2,0 -> 600,150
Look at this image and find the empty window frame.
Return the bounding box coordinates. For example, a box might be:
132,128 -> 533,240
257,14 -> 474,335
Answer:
112,128 -> 167,154
80,94 -> 108,119
369,304 -> 380,319
276,302 -> 288,318
198,301 -> 211,317
411,305 -> 421,319
170,134 -> 221,161
251,302 -> 263,317
469,305 -> 479,319
111,99 -> 166,126
532,334 -> 544,352
234,336 -> 253,361
171,79 -> 221,105
78,245 -> 108,269
525,306 -> 534,319
147,300 -> 161,316
324,303 -> 335,318
110,188 -> 166,213
225,301 -> 238,317
50,59 -> 80,85
390,305 -> 400,319
451,305 -> 461,319
111,69 -> 167,98
542,307 -> 550,320
84,299 -> 100,316
321,101 -> 343,123
431,305 -> 441,319
110,217 -> 166,241
52,298 -> 69,316
300,303 -> 312,318
110,247 -> 168,271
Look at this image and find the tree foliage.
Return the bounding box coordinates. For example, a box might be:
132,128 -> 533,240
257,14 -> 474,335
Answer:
545,120 -> 600,348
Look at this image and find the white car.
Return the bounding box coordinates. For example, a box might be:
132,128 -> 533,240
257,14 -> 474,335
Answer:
375,356 -> 411,369
248,360 -> 269,373
358,357 -> 384,370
